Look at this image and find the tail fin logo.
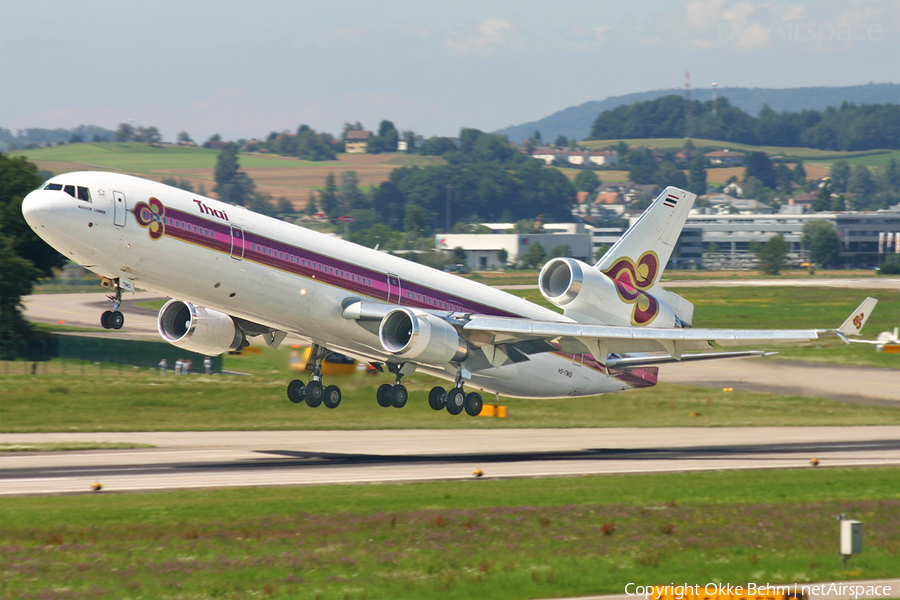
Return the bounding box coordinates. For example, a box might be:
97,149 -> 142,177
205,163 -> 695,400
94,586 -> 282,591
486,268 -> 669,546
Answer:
602,251 -> 660,326
853,313 -> 864,330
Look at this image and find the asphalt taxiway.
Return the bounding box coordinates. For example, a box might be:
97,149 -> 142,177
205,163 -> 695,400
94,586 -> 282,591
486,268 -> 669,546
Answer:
2,426 -> 898,496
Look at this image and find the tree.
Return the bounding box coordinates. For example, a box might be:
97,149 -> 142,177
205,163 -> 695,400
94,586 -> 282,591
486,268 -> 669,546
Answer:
886,157 -> 900,191
340,170 -> 366,211
319,172 -> 339,218
879,254 -> 900,275
547,244 -> 572,259
520,242 -> 546,268
830,160 -> 850,192
404,203 -> 430,236
756,234 -> 789,275
115,123 -> 134,142
626,149 -> 657,184
497,248 -> 508,267
277,197 -> 295,215
744,152 -> 777,189
177,131 -> 193,145
554,135 -> 568,148
847,165 -> 876,196
573,170 -> 600,193
212,143 -> 255,205
687,155 -> 708,195
0,154 -> 63,357
802,220 -> 842,268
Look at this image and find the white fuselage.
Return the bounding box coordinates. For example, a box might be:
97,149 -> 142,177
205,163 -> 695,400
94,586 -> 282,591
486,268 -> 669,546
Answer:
22,171 -> 658,398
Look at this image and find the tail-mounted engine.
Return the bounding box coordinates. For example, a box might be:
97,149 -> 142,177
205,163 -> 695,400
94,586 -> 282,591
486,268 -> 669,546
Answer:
379,307 -> 468,365
539,257 -> 677,327
157,300 -> 246,355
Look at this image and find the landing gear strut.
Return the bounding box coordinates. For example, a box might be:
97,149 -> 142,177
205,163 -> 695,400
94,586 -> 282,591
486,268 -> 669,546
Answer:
286,344 -> 342,409
429,370 -> 481,417
377,363 -> 408,408
100,277 -> 125,330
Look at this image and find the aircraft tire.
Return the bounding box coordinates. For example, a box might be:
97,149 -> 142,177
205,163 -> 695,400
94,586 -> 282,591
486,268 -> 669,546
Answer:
446,387 -> 465,415
428,386 -> 447,411
390,384 -> 408,408
100,311 -> 113,329
376,383 -> 393,408
305,381 -> 324,408
110,311 -> 124,330
464,392 -> 483,417
323,385 -> 341,409
287,379 -> 306,404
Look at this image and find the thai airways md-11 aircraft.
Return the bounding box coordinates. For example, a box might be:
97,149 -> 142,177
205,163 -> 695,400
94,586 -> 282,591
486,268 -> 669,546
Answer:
22,172 -> 876,416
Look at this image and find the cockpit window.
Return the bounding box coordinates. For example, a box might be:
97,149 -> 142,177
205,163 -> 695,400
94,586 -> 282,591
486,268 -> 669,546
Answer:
77,186 -> 91,202
44,183 -> 63,191
64,185 -> 76,198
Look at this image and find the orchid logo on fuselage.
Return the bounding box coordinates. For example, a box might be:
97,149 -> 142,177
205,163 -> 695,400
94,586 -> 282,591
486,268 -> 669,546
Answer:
602,251 -> 660,326
132,197 -> 166,240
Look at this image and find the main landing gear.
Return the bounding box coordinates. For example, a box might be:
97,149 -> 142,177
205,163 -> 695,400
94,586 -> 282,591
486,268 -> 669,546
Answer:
427,371 -> 482,417
100,277 -> 124,330
376,363 -> 409,409
286,344 -> 341,409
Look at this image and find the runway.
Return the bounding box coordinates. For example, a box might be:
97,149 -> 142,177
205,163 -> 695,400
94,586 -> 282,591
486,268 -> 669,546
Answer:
2,426 -> 898,496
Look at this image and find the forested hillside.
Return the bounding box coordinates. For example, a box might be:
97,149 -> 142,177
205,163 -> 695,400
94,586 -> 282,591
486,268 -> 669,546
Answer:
589,96 -> 899,151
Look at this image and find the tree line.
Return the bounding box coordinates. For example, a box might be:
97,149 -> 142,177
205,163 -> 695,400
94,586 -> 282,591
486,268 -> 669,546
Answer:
589,95 -> 900,151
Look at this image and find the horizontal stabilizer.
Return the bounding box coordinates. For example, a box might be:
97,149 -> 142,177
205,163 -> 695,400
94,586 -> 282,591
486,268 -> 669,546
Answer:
606,350 -> 771,369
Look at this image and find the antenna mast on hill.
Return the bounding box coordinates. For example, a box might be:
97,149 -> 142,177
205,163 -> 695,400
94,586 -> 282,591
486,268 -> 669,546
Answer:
684,71 -> 692,139
712,81 -> 718,117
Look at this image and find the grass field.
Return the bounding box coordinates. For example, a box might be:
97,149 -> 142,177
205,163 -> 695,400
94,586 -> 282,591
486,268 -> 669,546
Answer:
2,468 -> 897,599
579,137 -> 898,166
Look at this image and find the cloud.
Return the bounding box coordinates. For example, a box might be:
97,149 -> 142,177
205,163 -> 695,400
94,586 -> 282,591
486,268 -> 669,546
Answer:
445,18 -> 518,55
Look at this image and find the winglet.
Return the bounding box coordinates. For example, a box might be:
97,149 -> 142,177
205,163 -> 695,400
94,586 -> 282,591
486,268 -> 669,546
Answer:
838,297 -> 878,336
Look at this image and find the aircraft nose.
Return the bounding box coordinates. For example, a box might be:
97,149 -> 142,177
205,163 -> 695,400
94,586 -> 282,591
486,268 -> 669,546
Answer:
21,189 -> 53,231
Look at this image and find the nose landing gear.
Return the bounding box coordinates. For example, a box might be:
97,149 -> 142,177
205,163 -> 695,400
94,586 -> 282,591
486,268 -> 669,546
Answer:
100,277 -> 125,330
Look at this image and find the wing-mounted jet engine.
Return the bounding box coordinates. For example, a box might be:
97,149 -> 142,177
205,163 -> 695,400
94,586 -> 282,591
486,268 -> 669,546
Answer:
157,299 -> 286,356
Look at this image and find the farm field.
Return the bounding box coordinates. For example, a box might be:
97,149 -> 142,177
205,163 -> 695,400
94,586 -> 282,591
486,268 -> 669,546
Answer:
3,467 -> 897,599
12,142 -> 446,209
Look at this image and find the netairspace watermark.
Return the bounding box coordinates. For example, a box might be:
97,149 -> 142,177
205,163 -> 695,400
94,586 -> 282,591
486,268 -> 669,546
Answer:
718,20 -> 884,47
625,582 -> 894,600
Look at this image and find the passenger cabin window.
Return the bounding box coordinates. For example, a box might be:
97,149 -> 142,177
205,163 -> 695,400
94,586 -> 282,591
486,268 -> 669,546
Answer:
77,186 -> 91,202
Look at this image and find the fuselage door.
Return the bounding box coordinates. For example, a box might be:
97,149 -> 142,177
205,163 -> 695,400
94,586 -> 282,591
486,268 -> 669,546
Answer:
230,225 -> 245,260
386,272 -> 401,304
113,191 -> 127,227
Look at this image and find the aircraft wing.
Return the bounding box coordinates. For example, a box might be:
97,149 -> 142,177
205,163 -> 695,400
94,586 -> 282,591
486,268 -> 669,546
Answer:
463,297 -> 878,366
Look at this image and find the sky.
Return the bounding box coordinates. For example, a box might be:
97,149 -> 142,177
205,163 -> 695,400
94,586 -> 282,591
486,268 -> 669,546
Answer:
2,0 -> 898,143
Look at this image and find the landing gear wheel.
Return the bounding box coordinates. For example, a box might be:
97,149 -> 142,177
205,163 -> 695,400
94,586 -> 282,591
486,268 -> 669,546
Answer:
376,383 -> 393,408
428,386 -> 447,411
305,381 -> 324,407
287,380 -> 306,404
464,392 -> 483,417
109,311 -> 124,330
100,311 -> 113,329
446,387 -> 466,415
389,384 -> 408,408
323,385 -> 342,409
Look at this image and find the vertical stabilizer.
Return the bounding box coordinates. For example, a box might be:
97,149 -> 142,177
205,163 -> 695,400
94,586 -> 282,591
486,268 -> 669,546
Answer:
596,186 -> 696,285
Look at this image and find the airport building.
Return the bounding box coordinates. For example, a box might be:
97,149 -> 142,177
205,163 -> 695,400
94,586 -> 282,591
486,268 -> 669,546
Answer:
436,223 -> 593,270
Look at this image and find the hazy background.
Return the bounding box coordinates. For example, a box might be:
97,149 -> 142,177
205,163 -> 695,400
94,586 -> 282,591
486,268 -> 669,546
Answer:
3,0 -> 898,141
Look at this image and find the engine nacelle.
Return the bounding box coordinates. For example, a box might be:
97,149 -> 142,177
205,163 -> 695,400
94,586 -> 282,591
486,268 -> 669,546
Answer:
539,257 -> 676,327
157,300 -> 244,356
379,307 -> 468,365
